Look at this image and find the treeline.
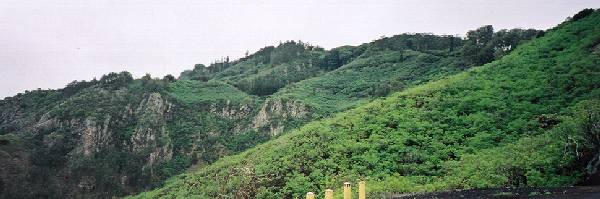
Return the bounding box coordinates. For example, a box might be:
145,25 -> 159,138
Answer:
181,41 -> 332,96
181,27 -> 542,97
180,41 -> 324,82
370,33 -> 463,53
61,72 -> 176,96
463,26 -> 544,66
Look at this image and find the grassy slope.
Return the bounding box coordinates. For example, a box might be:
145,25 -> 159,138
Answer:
168,80 -> 254,104
274,49 -> 463,116
131,11 -> 600,198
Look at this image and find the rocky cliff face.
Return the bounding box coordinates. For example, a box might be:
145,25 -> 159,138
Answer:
0,89 -> 177,198
252,98 -> 310,136
80,116 -> 112,156
0,85 -> 312,198
132,93 -> 172,153
209,100 -> 253,120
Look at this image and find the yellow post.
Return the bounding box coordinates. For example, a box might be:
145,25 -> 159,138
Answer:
325,189 -> 333,199
359,181 -> 366,199
343,182 -> 352,199
306,192 -> 315,199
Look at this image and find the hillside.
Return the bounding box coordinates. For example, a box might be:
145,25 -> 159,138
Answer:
0,11 -> 548,199
130,10 -> 600,198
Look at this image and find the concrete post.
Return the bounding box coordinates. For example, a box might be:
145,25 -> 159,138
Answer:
306,192 -> 315,199
359,181 -> 366,199
325,189 -> 333,199
344,182 -> 352,199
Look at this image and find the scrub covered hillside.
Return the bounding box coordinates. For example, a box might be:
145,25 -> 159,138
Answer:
0,26 -> 537,198
131,9 -> 600,198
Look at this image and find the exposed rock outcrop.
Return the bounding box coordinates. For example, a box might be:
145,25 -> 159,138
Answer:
252,98 -> 310,136
132,93 -> 171,153
80,116 -> 112,156
209,100 -> 253,119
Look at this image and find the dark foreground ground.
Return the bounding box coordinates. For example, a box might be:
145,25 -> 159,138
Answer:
389,186 -> 600,199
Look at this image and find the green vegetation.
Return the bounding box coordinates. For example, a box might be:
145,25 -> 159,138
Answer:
275,48 -> 462,115
1,8 -> 597,199
130,10 -> 600,199
168,80 -> 253,104
180,41 -> 331,96
463,25 -> 542,66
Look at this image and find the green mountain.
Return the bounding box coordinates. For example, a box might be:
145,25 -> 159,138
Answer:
0,8 -> 575,199
129,9 -> 600,198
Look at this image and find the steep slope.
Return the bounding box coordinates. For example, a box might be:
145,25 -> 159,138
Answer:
264,37 -> 464,134
131,10 -> 600,198
0,15 -> 542,199
250,35 -> 467,135
243,31 -> 539,136
0,73 -> 178,198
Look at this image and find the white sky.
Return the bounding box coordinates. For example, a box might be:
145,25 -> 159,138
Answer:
1,0 -> 599,98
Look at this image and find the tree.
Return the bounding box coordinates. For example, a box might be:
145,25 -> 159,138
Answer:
572,8 -> 595,21
463,25 -> 495,66
449,35 -> 455,52
163,74 -> 176,82
491,28 -> 542,58
319,50 -> 342,70
141,73 -> 152,81
99,71 -> 133,89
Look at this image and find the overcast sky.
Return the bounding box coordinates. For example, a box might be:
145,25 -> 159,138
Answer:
1,0 -> 599,98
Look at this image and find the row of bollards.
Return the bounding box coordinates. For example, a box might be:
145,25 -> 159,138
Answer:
306,181 -> 366,199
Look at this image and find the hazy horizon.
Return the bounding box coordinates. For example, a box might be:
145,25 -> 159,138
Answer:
1,0 -> 600,98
